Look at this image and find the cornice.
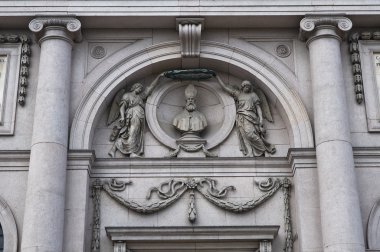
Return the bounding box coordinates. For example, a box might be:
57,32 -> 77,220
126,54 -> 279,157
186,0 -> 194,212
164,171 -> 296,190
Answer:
1,147 -> 379,174
92,157 -> 292,178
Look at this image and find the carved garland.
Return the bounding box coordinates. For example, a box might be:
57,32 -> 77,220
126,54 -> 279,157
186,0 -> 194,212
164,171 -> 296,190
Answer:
91,177 -> 293,252
0,34 -> 31,106
168,144 -> 217,158
349,31 -> 380,104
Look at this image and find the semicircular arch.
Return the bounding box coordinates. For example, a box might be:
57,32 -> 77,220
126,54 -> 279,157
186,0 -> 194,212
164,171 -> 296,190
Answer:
70,40 -> 313,150
0,196 -> 18,252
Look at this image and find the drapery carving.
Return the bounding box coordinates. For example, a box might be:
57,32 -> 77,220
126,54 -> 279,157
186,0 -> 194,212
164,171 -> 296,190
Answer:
91,177 -> 293,252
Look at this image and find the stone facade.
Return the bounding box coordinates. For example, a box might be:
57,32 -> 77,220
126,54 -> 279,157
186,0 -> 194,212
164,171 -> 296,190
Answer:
0,1 -> 380,252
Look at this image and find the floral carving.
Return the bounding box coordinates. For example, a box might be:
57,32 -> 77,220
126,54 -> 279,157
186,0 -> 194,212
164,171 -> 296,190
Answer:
0,34 -> 31,106
91,45 -> 106,59
91,179 -> 102,252
276,44 -> 291,58
348,31 -> 380,104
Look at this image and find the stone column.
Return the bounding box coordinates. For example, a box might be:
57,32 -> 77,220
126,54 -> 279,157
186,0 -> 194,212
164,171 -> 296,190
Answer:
21,17 -> 81,252
300,16 -> 365,251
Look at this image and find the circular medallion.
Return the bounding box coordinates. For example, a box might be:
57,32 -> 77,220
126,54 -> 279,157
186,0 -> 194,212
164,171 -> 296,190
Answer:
146,80 -> 236,150
276,44 -> 291,58
91,46 -> 107,59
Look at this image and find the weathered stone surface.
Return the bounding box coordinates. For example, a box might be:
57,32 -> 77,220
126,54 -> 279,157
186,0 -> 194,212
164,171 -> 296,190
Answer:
0,3 -> 380,252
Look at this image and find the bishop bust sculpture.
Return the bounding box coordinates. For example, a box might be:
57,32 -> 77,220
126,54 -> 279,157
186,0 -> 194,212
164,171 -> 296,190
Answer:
169,83 -> 215,157
172,84 -> 207,135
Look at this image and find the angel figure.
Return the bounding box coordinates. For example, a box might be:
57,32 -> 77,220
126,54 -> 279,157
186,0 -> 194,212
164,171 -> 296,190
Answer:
215,75 -> 276,157
107,73 -> 165,158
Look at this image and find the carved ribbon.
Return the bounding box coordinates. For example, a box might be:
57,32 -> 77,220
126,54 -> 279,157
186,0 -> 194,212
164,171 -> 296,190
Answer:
103,181 -> 187,214
198,178 -> 281,213
93,177 -> 293,251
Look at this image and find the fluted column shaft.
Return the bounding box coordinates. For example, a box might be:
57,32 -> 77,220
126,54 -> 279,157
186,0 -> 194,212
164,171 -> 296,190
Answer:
300,16 -> 365,252
21,17 -> 81,252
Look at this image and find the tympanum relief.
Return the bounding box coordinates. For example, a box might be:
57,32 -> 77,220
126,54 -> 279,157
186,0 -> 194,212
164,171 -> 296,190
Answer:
99,69 -> 287,158
215,75 -> 276,157
170,83 -> 214,157
107,73 -> 165,158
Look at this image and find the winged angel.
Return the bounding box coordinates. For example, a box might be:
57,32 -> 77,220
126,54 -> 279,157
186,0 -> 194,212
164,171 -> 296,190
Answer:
215,75 -> 276,157
107,73 -> 165,158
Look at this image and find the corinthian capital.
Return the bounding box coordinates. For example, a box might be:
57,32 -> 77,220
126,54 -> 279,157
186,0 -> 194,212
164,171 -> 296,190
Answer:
29,17 -> 82,43
299,15 -> 352,43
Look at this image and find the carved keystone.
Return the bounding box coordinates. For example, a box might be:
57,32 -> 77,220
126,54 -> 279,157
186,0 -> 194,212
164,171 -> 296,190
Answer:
299,15 -> 352,42
177,18 -> 204,58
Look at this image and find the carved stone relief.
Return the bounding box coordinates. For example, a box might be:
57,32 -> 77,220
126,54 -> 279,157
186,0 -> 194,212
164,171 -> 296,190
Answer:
0,34 -> 31,106
177,18 -> 204,58
276,44 -> 291,58
349,32 -> 367,104
170,83 -> 212,157
349,31 -> 380,104
29,17 -> 82,43
145,70 -> 236,156
91,177 -> 293,252
215,75 -> 276,157
90,45 -> 106,59
107,73 -> 165,158
99,70 -> 288,158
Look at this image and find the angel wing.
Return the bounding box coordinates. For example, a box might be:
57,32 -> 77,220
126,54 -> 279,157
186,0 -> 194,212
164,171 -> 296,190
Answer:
255,88 -> 274,123
107,88 -> 125,126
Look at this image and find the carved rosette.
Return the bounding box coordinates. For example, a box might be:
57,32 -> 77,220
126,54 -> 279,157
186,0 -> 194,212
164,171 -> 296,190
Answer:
276,44 -> 291,58
299,16 -> 352,44
91,45 -> 107,59
29,17 -> 82,44
177,18 -> 204,58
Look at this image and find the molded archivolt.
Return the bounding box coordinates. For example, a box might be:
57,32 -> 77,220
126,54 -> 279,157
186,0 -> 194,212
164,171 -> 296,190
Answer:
0,196 -> 18,252
70,40 -> 314,150
368,200 -> 380,249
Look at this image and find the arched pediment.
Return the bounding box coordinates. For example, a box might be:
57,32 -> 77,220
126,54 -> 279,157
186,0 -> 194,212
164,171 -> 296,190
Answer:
70,40 -> 313,151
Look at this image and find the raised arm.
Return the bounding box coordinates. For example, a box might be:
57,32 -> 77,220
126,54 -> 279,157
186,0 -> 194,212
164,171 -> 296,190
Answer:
143,72 -> 165,99
215,75 -> 238,97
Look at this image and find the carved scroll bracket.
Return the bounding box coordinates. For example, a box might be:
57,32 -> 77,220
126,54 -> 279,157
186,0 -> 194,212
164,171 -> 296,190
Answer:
177,18 -> 204,58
